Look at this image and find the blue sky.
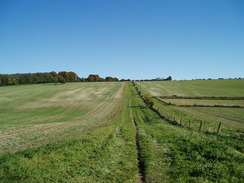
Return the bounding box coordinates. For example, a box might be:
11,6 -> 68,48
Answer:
0,0 -> 243,80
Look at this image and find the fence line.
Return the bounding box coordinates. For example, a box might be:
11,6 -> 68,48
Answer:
131,81 -> 222,135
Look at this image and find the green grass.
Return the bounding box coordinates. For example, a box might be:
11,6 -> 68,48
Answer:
136,80 -> 244,139
163,98 -> 244,107
153,99 -> 244,139
140,79 -> 244,97
0,82 -> 243,182
0,83 -> 139,183
197,107 -> 244,121
0,82 -> 124,155
130,83 -> 244,182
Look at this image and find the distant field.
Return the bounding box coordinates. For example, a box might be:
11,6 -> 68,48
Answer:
162,98 -> 244,107
138,79 -> 244,138
0,82 -> 124,155
141,79 -> 244,97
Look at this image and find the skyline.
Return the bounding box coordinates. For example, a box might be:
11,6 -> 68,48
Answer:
1,0 -> 244,80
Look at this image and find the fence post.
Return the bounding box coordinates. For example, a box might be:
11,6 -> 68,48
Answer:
199,120 -> 203,132
217,122 -> 222,135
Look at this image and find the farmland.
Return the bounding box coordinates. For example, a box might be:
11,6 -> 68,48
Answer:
0,82 -> 124,155
138,79 -> 244,139
140,79 -> 244,97
0,80 -> 243,182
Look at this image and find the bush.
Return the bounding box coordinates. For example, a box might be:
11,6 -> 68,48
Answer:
144,96 -> 154,107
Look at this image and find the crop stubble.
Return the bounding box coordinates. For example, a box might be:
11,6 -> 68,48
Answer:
0,82 -> 125,155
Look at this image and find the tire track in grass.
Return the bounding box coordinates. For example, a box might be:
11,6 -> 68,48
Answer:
129,92 -> 146,183
133,118 -> 146,183
131,82 -> 171,182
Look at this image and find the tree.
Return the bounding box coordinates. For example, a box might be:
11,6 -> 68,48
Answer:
68,72 -> 78,82
58,72 -> 69,82
0,71 -> 120,86
87,74 -> 101,82
58,75 -> 65,84
105,76 -> 114,82
166,76 -> 172,81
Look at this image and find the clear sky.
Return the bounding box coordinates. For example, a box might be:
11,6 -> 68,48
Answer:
0,0 -> 243,80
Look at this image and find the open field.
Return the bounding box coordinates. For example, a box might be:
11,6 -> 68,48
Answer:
161,98 -> 244,107
141,79 -> 244,97
0,81 -> 243,182
0,82 -> 124,155
137,80 -> 244,139
0,83 -> 140,182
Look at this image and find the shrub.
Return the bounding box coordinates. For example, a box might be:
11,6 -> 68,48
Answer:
144,96 -> 154,107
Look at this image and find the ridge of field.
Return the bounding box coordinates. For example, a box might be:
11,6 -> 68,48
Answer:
141,79 -> 244,97
0,82 -> 124,156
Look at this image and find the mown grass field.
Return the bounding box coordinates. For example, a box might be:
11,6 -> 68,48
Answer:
0,81 -> 243,182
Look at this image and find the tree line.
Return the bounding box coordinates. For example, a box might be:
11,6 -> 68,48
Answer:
87,74 -> 119,82
0,72 -> 120,86
133,76 -> 172,82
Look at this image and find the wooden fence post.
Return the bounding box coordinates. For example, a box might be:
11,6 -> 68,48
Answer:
217,122 -> 222,135
199,120 -> 203,132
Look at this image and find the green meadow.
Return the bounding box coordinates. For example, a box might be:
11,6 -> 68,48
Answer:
0,82 -> 124,155
140,79 -> 244,97
138,80 -> 244,138
0,80 -> 243,182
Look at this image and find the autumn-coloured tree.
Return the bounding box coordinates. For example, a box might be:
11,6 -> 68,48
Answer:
105,76 -> 114,82
0,72 -> 119,86
58,75 -> 65,84
87,74 -> 101,82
